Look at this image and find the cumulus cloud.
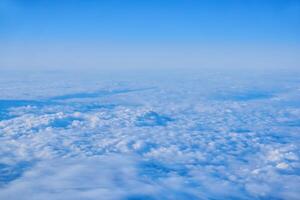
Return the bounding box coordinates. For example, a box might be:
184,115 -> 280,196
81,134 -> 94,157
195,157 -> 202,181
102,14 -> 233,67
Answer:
0,71 -> 300,199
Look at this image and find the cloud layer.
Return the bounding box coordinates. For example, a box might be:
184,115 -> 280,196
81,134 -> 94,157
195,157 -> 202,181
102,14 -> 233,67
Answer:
0,70 -> 300,199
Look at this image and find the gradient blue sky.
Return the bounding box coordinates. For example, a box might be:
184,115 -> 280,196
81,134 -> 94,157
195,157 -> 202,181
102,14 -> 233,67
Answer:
1,0 -> 300,70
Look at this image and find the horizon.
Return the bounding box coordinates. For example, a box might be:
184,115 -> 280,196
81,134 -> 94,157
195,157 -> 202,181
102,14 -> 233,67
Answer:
1,0 -> 300,70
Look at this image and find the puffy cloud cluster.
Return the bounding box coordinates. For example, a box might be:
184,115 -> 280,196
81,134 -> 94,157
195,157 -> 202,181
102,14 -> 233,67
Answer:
0,71 -> 300,199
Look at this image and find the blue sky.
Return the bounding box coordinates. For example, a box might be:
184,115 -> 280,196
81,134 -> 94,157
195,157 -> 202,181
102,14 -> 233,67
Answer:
0,0 -> 300,70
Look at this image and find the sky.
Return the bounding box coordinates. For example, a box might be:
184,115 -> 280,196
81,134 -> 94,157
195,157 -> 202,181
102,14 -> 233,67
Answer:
0,0 -> 300,70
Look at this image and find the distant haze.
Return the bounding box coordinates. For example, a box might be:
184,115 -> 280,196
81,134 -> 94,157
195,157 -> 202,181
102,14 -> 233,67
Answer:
1,0 -> 299,70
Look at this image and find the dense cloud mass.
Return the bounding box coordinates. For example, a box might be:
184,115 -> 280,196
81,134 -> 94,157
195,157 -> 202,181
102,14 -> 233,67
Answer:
0,70 -> 300,200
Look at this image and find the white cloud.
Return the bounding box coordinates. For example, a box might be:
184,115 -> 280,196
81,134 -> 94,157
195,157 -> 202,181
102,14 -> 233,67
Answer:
0,71 -> 300,199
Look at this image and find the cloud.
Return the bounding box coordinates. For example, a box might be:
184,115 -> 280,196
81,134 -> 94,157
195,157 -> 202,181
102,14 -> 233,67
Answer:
0,71 -> 300,199
0,156 -> 202,200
